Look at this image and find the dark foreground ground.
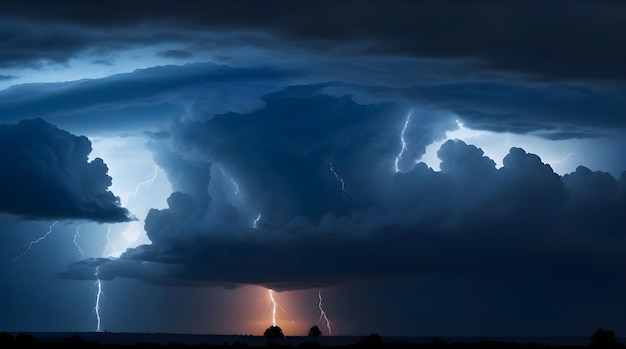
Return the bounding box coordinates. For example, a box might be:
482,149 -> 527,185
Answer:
2,332 -> 624,349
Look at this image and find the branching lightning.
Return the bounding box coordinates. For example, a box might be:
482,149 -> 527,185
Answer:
269,289 -> 278,327
123,164 -> 158,205
73,224 -> 85,258
71,223 -> 105,331
329,161 -> 356,201
394,108 -> 414,173
253,213 -> 262,229
103,224 -> 120,258
11,220 -> 107,331
11,221 -> 58,263
94,266 -> 103,332
318,290 -> 334,335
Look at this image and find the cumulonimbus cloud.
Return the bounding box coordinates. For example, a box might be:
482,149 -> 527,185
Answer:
0,118 -> 134,223
59,93 -> 626,290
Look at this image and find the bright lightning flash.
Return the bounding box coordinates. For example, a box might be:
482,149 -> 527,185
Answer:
318,290 -> 333,335
73,223 -> 105,331
11,221 -> 58,263
394,108 -> 414,173
269,289 -> 278,327
94,266 -> 103,332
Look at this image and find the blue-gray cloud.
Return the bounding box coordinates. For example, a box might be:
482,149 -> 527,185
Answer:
0,118 -> 134,223
59,93 -> 626,290
1,63 -> 623,141
157,49 -> 192,59
0,63 -> 294,135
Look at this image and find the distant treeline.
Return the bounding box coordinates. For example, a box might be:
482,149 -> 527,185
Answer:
1,332 -> 624,349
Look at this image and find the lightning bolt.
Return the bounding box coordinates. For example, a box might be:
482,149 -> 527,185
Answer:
220,166 -> 240,195
11,221 -> 58,263
554,152 -> 582,164
329,161 -> 356,202
103,225 -> 120,258
122,164 -> 158,205
318,290 -> 333,335
73,224 -> 85,258
394,108 -> 413,173
71,223 -> 106,331
253,213 -> 262,229
269,289 -> 278,327
94,266 -> 103,332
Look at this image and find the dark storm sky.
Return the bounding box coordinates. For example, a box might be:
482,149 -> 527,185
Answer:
0,0 -> 625,337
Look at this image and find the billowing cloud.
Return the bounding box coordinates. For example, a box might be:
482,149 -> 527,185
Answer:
59,93 -> 626,290
2,0 -> 625,336
0,118 -> 134,223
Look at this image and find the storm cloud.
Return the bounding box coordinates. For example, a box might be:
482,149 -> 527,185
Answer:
60,93 -> 626,290
3,0 -> 625,336
0,118 -> 133,223
2,1 -> 625,81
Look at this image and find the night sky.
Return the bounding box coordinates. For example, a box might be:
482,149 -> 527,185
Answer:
1,0 -> 625,337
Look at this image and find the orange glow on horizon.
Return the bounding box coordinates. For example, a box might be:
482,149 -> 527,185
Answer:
245,287 -> 311,336
198,286 -> 333,336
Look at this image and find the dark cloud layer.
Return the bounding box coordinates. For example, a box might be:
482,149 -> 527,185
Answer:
157,49 -> 193,59
60,93 -> 626,291
2,0 -> 625,336
0,63 -> 292,134
0,118 -> 133,223
2,0 -> 625,80
2,62 -> 623,143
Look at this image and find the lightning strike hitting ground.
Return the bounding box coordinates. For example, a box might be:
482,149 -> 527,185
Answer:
71,223 -> 107,331
93,266 -> 103,332
394,108 -> 413,173
253,213 -> 262,229
269,289 -> 278,327
318,290 -> 333,335
11,221 -> 58,263
329,162 -> 356,201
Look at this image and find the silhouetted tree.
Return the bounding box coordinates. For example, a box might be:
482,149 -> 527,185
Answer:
432,337 -> 447,346
264,325 -> 285,338
358,333 -> 383,347
591,328 -> 618,347
15,333 -> 38,347
308,325 -> 322,337
0,332 -> 14,347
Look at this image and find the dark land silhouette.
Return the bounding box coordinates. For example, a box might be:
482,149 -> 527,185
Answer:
0,326 -> 626,349
0,328 -> 623,348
